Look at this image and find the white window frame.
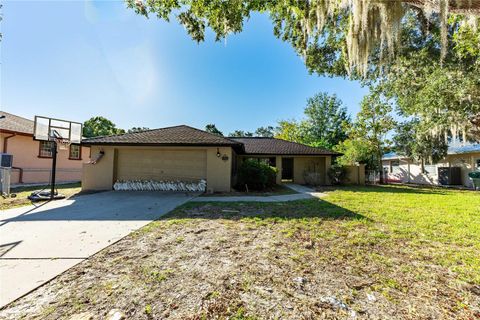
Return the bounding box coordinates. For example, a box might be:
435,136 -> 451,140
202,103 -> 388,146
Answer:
69,144 -> 81,160
39,141 -> 54,158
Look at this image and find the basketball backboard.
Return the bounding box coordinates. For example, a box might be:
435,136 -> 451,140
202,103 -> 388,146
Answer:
34,116 -> 83,144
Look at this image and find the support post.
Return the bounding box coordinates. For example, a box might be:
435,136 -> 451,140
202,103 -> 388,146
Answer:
50,141 -> 57,200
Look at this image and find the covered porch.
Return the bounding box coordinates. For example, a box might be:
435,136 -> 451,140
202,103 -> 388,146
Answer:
234,154 -> 332,186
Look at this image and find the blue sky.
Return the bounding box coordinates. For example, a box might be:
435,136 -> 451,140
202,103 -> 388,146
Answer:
2,0 -> 368,134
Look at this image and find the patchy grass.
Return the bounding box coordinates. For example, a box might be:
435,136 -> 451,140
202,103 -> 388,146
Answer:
200,184 -> 298,197
1,185 -> 479,319
0,183 -> 82,210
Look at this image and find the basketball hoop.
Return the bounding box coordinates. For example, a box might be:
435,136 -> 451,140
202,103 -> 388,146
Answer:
55,138 -> 71,150
32,116 -> 83,201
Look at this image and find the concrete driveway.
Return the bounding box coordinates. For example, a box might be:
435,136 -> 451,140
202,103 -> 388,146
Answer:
0,191 -> 197,307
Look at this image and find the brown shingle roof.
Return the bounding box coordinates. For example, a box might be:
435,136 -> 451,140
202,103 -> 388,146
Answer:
82,125 -> 242,146
82,125 -> 339,155
0,111 -> 34,135
230,137 -> 339,155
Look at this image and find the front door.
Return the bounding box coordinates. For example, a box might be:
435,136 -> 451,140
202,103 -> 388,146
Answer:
281,157 -> 294,180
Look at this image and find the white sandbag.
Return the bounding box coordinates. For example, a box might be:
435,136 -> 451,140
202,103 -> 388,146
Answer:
113,179 -> 207,192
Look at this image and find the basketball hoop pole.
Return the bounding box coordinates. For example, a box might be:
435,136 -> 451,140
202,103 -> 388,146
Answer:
50,140 -> 58,200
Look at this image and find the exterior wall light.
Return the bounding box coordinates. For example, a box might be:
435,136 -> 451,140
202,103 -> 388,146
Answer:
216,148 -> 221,157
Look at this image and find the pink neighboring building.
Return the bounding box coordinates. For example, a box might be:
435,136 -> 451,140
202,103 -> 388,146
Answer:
0,111 -> 89,185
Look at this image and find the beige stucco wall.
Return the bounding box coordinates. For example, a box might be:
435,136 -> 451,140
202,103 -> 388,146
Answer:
383,152 -> 480,188
344,164 -> 366,185
293,156 -> 327,185
82,145 -> 233,192
82,146 -> 115,191
1,132 -> 89,184
206,147 -> 232,192
325,156 -> 332,185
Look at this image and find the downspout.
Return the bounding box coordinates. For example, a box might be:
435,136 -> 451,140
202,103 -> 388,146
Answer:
2,133 -> 24,183
2,133 -> 15,153
11,166 -> 23,183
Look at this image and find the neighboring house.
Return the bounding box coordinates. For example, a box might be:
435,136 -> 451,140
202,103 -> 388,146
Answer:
0,111 -> 89,184
382,144 -> 480,188
81,125 -> 340,192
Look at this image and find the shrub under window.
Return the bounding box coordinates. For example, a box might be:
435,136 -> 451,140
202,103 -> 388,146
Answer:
236,159 -> 277,191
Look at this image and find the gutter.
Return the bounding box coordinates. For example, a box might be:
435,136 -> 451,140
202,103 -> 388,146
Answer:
2,133 -> 24,183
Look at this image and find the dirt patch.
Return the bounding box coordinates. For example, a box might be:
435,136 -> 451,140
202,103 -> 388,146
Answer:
1,202 -> 479,319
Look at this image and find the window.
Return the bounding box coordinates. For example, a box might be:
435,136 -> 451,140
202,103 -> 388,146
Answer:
39,141 -> 54,158
475,158 -> 480,169
69,144 -> 81,160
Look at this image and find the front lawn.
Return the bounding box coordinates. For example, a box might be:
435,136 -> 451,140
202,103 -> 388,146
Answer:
200,184 -> 298,197
1,185 -> 479,319
0,182 -> 82,210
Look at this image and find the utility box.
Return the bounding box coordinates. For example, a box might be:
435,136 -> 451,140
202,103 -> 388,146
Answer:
0,153 -> 13,168
438,167 -> 462,185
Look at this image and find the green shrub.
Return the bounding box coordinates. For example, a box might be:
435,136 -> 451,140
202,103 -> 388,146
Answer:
327,164 -> 348,185
236,159 -> 277,191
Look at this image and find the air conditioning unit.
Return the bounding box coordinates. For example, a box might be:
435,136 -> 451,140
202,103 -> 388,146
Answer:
0,153 -> 13,168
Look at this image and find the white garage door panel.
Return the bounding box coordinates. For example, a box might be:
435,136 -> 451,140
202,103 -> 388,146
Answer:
117,149 -> 207,181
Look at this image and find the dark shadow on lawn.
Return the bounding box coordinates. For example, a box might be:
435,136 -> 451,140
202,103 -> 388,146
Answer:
160,198 -> 371,222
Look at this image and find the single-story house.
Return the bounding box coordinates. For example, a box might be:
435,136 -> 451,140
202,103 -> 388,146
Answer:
0,111 -> 89,184
81,125 -> 340,192
382,144 -> 480,188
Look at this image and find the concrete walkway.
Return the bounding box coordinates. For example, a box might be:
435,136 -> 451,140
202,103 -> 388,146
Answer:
193,184 -> 326,202
0,191 -> 197,308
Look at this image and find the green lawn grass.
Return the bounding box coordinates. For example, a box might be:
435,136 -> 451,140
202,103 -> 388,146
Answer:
318,185 -> 480,283
1,182 -> 82,210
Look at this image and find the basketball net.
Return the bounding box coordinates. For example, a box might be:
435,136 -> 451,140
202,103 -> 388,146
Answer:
55,138 -> 72,150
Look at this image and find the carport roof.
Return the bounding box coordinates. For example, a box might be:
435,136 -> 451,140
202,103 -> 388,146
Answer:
230,137 -> 340,156
82,125 -> 242,147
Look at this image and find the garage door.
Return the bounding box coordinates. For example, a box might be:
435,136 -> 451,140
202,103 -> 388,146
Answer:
116,149 -> 207,181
